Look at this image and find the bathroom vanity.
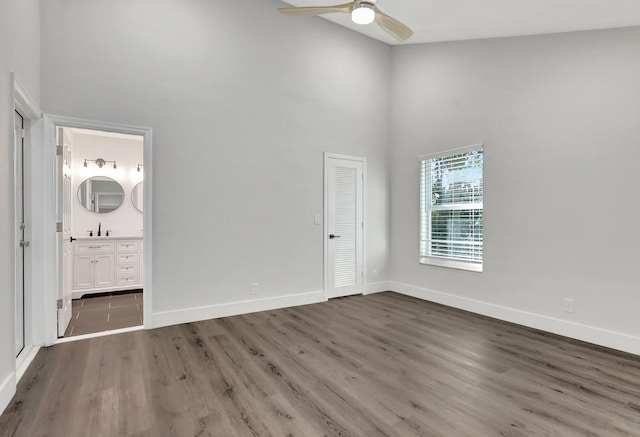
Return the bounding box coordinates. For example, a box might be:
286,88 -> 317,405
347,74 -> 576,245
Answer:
72,236 -> 143,299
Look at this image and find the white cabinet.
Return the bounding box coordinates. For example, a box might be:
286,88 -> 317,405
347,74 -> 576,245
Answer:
73,255 -> 95,289
95,254 -> 116,287
72,238 -> 143,298
74,254 -> 115,290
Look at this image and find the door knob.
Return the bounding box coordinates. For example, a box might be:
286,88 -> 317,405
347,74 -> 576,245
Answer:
70,236 -> 77,242
329,234 -> 341,239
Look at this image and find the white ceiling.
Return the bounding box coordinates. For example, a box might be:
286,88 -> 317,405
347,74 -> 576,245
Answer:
281,0 -> 640,45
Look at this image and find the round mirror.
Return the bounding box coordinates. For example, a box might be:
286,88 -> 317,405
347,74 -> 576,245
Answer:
77,176 -> 125,213
132,182 -> 143,213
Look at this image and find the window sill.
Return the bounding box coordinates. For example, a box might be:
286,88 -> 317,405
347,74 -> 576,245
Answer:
419,256 -> 483,273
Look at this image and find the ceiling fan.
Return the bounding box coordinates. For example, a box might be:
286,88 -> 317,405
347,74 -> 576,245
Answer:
278,0 -> 414,43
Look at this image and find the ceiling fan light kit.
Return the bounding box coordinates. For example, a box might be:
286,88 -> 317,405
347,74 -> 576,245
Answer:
351,2 -> 375,25
278,0 -> 414,42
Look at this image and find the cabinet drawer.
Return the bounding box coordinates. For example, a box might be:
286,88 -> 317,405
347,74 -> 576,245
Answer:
116,274 -> 138,286
117,241 -> 138,252
117,253 -> 138,264
117,264 -> 137,275
75,242 -> 115,254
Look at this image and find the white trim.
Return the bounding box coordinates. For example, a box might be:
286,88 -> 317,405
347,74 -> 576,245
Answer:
150,290 -> 326,329
389,281 -> 640,356
364,281 -> 392,295
418,143 -> 484,161
55,325 -> 143,344
16,345 -> 40,382
323,153 -> 367,300
42,115 -> 153,345
0,372 -> 16,416
419,256 -> 483,272
13,77 -> 42,120
72,286 -> 143,300
12,75 -> 43,368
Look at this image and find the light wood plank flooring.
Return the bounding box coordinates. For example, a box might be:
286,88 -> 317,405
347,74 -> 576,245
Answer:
2,292 -> 640,436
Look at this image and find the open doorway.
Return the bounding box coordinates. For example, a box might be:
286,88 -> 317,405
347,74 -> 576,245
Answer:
42,116 -> 152,342
56,126 -> 145,338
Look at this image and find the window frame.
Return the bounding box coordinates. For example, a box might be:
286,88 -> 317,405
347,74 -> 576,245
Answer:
418,144 -> 484,273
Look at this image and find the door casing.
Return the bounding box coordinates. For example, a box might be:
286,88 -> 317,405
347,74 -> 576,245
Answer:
12,75 -> 42,379
14,110 -> 25,357
42,114 -> 153,346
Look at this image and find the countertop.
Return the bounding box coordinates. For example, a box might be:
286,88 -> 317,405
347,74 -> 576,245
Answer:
74,235 -> 143,241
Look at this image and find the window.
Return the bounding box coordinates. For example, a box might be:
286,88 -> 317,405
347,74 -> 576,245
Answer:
419,145 -> 483,272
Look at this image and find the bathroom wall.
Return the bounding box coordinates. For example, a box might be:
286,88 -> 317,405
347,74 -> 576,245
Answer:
70,131 -> 144,237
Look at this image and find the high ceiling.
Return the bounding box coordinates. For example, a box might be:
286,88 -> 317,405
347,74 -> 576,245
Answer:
280,0 -> 640,45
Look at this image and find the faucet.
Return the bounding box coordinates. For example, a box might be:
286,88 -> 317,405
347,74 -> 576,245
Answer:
97,222 -> 102,237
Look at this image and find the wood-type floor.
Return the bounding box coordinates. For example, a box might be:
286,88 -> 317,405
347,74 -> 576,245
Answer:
2,292 -> 639,436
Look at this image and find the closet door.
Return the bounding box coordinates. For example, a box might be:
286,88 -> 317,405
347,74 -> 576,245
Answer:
325,155 -> 364,299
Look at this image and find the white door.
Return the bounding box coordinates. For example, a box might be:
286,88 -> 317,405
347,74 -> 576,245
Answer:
14,111 -> 25,356
56,127 -> 73,337
325,155 -> 364,298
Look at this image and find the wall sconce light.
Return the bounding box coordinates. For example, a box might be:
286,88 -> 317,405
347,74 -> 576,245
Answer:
84,158 -> 117,169
136,163 -> 144,172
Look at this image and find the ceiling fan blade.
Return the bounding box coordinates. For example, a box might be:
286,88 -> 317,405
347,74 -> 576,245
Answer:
278,2 -> 355,17
374,7 -> 414,42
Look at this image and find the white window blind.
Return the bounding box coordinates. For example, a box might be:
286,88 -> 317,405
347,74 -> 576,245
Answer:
420,146 -> 483,271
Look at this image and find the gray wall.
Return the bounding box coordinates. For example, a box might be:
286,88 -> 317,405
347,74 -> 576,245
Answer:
41,0 -> 391,314
0,0 -> 40,411
390,27 -> 640,338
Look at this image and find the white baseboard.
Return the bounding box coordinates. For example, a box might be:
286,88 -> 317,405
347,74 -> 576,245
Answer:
365,281 -> 392,295
0,371 -> 16,416
390,281 -> 640,356
150,290 -> 327,329
16,345 -> 40,383
72,285 -> 143,299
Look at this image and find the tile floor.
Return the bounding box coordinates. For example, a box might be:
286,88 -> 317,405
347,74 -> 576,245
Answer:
64,290 -> 143,337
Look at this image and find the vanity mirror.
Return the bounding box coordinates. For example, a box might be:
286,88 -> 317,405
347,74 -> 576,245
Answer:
77,176 -> 125,213
132,182 -> 143,213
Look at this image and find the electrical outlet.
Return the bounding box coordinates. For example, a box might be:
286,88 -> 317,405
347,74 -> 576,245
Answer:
250,283 -> 258,295
563,298 -> 574,313
371,269 -> 378,280
314,214 -> 321,225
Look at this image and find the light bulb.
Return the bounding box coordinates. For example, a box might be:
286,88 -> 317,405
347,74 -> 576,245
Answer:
351,3 -> 375,25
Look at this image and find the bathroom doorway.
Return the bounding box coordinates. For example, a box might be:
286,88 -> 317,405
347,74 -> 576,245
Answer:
43,115 -> 153,343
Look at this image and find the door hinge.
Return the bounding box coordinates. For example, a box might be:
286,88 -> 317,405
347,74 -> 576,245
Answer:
19,222 -> 25,231
20,240 -> 30,248
56,145 -> 63,156
57,299 -> 63,309
56,222 -> 63,232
